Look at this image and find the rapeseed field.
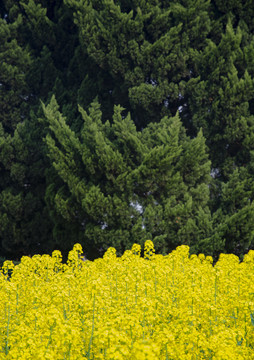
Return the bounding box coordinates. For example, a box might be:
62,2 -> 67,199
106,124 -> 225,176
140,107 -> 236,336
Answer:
1,240 -> 254,359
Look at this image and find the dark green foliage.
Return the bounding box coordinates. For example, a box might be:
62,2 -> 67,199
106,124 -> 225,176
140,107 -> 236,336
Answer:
65,0 -> 211,128
1,0 -> 254,261
0,2 -> 55,259
0,17 -> 30,133
42,96 -> 213,258
185,20 -> 254,178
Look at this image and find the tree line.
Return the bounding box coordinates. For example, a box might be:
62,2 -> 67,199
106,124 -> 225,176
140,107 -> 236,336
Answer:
1,0 -> 254,261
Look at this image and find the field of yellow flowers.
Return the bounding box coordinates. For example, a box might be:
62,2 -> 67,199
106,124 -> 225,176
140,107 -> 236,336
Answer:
1,240 -> 254,359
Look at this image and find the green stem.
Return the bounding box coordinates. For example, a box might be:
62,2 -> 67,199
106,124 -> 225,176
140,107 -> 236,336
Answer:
87,294 -> 96,360
5,305 -> 10,355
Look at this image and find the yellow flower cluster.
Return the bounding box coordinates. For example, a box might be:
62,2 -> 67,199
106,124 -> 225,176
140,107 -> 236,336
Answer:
1,241 -> 254,359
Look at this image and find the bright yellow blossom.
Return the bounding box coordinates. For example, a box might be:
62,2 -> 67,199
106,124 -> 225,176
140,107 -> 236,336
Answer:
0,243 -> 254,359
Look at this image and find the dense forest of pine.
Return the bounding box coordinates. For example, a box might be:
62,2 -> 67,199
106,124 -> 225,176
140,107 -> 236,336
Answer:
1,0 -> 254,261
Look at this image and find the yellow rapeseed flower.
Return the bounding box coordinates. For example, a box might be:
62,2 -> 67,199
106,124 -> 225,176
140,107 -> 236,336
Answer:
0,243 -> 254,359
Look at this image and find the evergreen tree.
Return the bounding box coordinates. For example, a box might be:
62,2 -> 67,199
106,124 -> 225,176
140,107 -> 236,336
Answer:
0,3 -> 54,259
206,155 -> 254,259
184,11 -> 254,258
1,0 -> 254,261
0,17 -> 30,133
0,0 -> 92,259
0,15 -> 28,257
42,96 -> 213,258
185,20 -> 254,178
65,0 -> 211,128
